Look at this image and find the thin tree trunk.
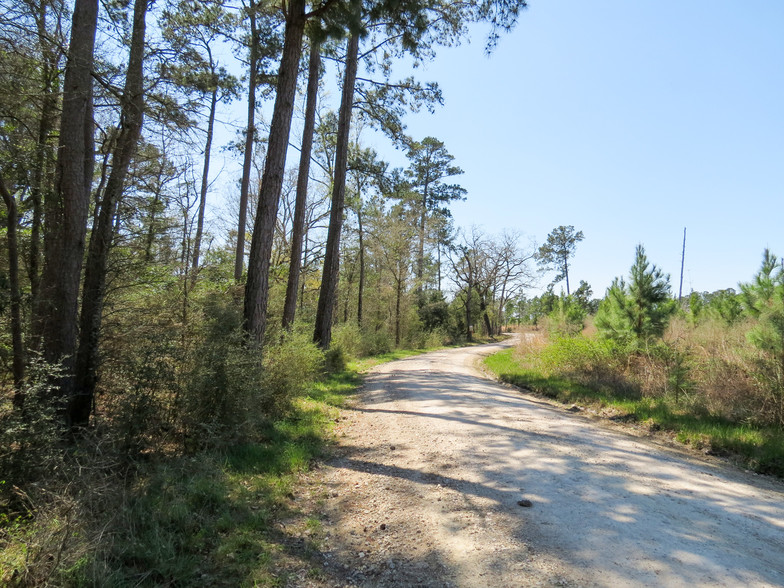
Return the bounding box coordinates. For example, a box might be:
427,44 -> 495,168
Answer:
300,228 -> 308,312
480,293 -> 492,337
72,0 -> 148,427
395,270 -> 402,346
437,241 -> 441,292
144,168 -> 164,262
416,186 -> 427,298
31,0 -> 98,419
282,40 -> 320,330
0,173 -> 25,405
244,0 -> 307,342
465,282 -> 473,342
234,1 -> 260,281
29,1 -> 61,304
313,32 -> 359,349
191,83 -> 217,278
356,207 -> 365,326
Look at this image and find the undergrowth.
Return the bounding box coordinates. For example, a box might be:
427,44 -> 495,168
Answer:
0,367 -> 361,587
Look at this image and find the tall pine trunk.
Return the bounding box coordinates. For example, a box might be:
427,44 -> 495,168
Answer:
31,0 -> 98,422
30,3 -> 60,303
72,0 -> 148,427
313,32 -> 359,349
234,1 -> 260,281
244,0 -> 307,342
191,82 -> 218,278
282,40 -> 320,330
0,174 -> 25,405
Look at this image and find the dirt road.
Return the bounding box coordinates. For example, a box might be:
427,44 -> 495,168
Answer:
308,339 -> 784,587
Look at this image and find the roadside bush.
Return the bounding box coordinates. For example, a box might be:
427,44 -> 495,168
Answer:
181,294 -> 324,448
533,335 -> 639,399
546,294 -> 586,337
259,331 -> 324,416
330,322 -> 362,359
360,328 -> 392,356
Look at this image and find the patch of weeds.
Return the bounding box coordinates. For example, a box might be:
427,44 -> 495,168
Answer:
485,347 -> 784,478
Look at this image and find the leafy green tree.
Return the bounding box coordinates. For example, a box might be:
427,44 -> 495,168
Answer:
537,225 -> 584,295
595,245 -> 677,345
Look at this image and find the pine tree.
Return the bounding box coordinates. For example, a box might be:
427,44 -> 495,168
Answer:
537,225 -> 584,295
595,244 -> 676,345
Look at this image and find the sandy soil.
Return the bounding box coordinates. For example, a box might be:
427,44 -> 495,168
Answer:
290,337 -> 784,587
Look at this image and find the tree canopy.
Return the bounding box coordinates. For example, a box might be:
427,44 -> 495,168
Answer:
537,224 -> 584,295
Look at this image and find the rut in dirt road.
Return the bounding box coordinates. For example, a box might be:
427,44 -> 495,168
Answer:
314,339 -> 784,587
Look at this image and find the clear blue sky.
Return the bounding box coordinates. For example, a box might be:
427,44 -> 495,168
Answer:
372,0 -> 784,297
213,1 -> 784,299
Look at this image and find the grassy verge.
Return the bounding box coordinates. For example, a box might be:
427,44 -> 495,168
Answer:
485,348 -> 784,477
0,369 -> 363,587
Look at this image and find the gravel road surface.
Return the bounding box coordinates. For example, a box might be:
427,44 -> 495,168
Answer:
303,338 -> 784,587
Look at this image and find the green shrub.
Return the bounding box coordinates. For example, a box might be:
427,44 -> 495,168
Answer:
259,331 -> 324,416
330,322 -> 362,359
534,335 -> 639,399
546,294 -> 586,337
181,294 -> 324,447
360,329 -> 392,356
0,356 -> 65,491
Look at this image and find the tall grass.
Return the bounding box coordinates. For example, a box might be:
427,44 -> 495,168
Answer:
485,320 -> 784,477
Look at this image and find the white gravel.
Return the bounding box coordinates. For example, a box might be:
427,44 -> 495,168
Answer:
304,338 -> 784,587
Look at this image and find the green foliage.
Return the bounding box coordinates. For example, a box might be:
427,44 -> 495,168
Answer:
537,225 -> 584,294
705,288 -> 745,325
741,249 -> 784,427
547,294 -> 586,337
572,280 -> 598,314
686,291 -> 704,326
417,290 -> 451,332
485,336 -> 784,477
182,293 -> 324,447
0,357 -> 64,489
595,244 -> 677,345
1,355 -> 360,586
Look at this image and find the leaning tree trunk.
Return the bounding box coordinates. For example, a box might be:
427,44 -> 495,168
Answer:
244,0 -> 307,343
234,1 -> 260,281
0,173 -> 25,405
191,82 -> 218,279
31,0 -> 98,422
313,32 -> 360,349
72,0 -> 148,427
282,40 -> 320,330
